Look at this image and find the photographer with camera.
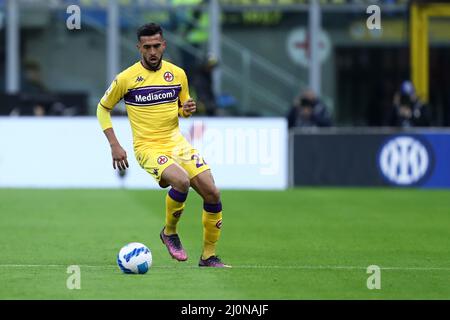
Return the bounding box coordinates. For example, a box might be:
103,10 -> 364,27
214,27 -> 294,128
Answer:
388,81 -> 431,128
287,88 -> 332,129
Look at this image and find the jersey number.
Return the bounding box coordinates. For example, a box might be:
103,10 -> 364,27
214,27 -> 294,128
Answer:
191,154 -> 207,168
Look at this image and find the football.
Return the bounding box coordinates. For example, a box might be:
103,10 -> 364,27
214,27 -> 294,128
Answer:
117,242 -> 152,274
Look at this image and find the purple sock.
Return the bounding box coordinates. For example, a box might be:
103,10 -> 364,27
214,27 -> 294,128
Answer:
168,188 -> 188,203
203,202 -> 222,213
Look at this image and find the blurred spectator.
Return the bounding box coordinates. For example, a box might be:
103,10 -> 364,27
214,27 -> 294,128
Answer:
192,54 -> 218,116
173,0 -> 210,75
22,60 -> 47,95
7,60 -> 87,116
388,81 -> 431,127
12,60 -> 50,116
287,89 -> 332,129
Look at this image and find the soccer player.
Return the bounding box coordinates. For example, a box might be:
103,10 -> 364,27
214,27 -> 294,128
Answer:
96,23 -> 229,268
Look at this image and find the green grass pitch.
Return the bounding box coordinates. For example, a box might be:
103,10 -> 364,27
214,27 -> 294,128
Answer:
0,188 -> 449,299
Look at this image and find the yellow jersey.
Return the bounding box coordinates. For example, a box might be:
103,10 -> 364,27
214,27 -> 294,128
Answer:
98,60 -> 191,151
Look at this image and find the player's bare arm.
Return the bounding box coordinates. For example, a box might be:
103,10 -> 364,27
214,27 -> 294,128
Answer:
103,127 -> 129,171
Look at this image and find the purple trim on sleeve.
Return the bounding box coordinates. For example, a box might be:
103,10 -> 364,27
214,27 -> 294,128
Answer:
99,102 -> 112,110
168,188 -> 188,203
203,202 -> 222,213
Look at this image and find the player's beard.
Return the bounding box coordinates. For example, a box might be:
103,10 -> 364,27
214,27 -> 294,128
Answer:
144,55 -> 163,71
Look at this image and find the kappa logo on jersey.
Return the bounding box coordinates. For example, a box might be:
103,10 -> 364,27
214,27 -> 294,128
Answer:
157,156 -> 168,165
216,219 -> 222,229
151,168 -> 159,176
164,71 -> 174,82
136,76 -> 144,82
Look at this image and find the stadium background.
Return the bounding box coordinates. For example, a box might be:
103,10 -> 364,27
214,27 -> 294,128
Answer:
0,0 -> 449,300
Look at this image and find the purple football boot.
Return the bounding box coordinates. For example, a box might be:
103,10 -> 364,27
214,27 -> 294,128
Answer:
160,228 -> 188,261
198,255 -> 231,268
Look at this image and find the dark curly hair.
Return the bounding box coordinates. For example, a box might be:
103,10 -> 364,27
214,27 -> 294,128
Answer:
136,23 -> 163,41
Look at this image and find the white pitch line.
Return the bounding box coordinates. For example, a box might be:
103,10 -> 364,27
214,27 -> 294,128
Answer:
236,265 -> 450,271
0,264 -> 449,271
